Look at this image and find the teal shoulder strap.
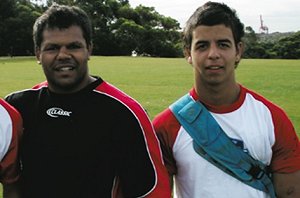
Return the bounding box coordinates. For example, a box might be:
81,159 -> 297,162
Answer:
170,94 -> 276,198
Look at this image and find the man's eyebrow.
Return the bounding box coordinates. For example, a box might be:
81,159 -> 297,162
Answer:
41,43 -> 60,49
217,39 -> 232,43
194,40 -> 209,45
70,41 -> 83,45
67,41 -> 85,46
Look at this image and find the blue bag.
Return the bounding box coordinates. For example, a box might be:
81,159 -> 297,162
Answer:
170,94 -> 276,198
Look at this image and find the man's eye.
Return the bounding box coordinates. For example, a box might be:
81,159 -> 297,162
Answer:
44,46 -> 59,51
68,44 -> 82,50
197,44 -> 207,50
219,43 -> 230,49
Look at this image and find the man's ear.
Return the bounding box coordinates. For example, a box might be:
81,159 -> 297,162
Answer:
35,49 -> 41,64
187,56 -> 192,64
87,43 -> 93,60
235,42 -> 244,65
184,49 -> 192,64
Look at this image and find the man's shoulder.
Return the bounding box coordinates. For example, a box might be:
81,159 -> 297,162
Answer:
153,108 -> 175,125
243,85 -> 287,117
94,80 -> 144,111
6,87 -> 42,99
153,93 -> 190,129
32,81 -> 48,89
153,105 -> 181,136
5,82 -> 47,107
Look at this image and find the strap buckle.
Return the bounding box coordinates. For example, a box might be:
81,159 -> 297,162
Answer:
248,165 -> 265,180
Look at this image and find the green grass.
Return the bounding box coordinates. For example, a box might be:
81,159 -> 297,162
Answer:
0,57 -> 299,132
0,56 -> 299,195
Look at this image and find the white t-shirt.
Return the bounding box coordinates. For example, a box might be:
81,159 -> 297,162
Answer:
153,85 -> 300,198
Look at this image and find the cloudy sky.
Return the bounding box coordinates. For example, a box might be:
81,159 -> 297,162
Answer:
129,0 -> 300,33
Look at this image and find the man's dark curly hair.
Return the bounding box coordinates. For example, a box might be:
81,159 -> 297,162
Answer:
33,3 -> 92,51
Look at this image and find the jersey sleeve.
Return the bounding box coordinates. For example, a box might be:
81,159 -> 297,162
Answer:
96,81 -> 171,198
270,105 -> 300,173
0,99 -> 23,184
152,108 -> 181,176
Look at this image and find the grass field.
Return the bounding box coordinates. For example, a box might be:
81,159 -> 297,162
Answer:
1,56 -> 299,131
0,56 -> 299,195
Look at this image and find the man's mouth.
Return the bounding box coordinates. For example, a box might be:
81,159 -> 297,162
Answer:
54,64 -> 75,71
206,65 -> 223,70
56,66 -> 74,71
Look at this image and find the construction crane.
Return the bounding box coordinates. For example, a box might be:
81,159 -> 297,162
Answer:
259,15 -> 269,34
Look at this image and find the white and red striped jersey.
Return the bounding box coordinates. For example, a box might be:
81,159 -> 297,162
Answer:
153,85 -> 300,198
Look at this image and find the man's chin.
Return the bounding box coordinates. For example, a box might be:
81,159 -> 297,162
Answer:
48,80 -> 80,93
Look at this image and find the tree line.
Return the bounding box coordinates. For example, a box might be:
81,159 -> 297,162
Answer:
0,0 -> 299,58
243,27 -> 300,59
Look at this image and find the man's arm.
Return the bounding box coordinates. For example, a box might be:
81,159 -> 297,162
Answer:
273,170 -> 300,198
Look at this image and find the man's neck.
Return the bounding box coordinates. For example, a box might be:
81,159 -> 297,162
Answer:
195,81 -> 240,106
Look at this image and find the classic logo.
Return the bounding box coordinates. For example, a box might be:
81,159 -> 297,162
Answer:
46,107 -> 72,118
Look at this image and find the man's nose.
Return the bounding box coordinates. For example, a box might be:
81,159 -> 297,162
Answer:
208,44 -> 220,59
57,46 -> 71,59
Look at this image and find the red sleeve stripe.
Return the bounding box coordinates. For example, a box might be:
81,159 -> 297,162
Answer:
0,103 -> 13,161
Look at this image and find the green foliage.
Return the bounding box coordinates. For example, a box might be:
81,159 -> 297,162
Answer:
273,32 -> 300,59
244,30 -> 300,59
1,1 -> 299,58
244,26 -> 257,44
108,3 -> 181,57
0,0 -> 17,56
112,18 -> 144,55
0,0 -> 42,56
43,0 -> 182,57
1,0 -> 182,57
0,0 -> 17,21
